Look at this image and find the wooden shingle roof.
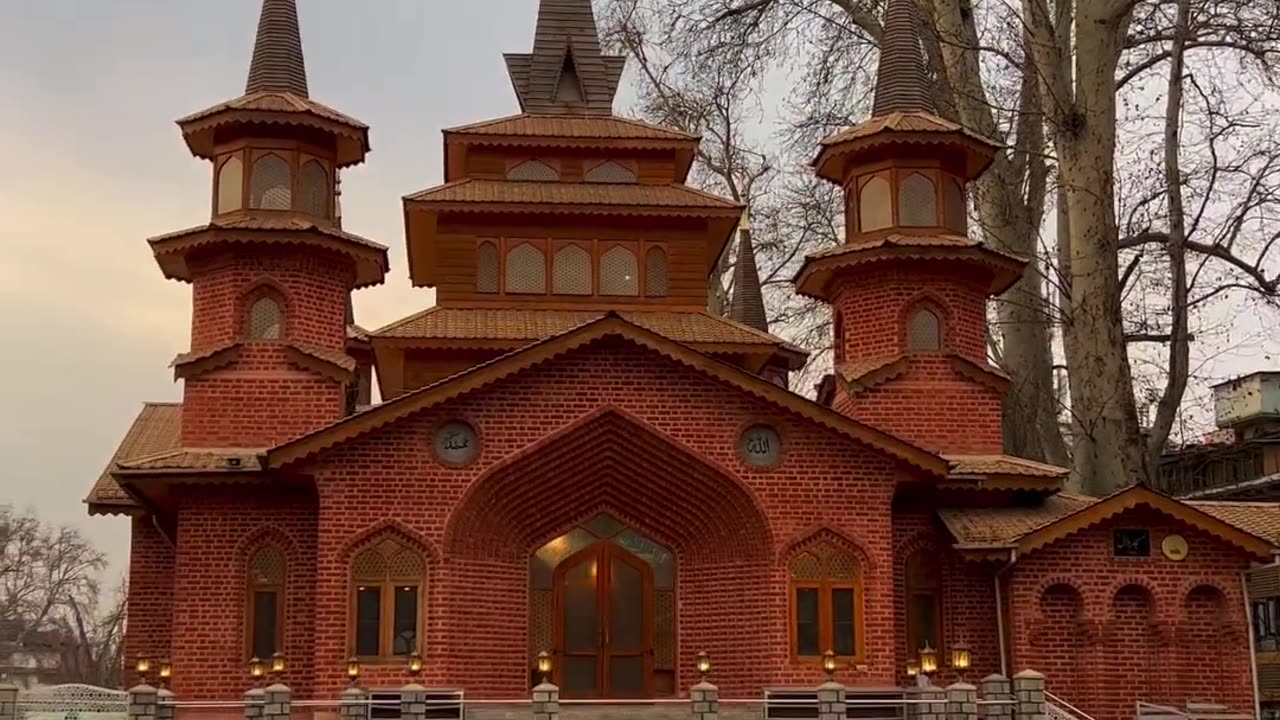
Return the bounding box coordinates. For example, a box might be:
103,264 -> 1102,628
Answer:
445,114 -> 697,142
85,403 -> 182,514
245,0 -> 308,97
404,179 -> 742,214
504,0 -> 624,115
871,0 -> 935,116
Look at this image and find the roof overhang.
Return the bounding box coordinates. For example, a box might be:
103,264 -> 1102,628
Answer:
177,92 -> 370,168
794,243 -> 1027,300
812,114 -> 1000,184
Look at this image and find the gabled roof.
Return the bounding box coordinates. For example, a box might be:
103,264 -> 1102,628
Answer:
269,314 -> 948,475
85,403 -> 182,514
940,485 -> 1279,559
404,179 -> 742,215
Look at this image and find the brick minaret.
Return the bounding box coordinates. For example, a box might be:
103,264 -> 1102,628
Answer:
154,0 -> 388,448
796,0 -> 1025,455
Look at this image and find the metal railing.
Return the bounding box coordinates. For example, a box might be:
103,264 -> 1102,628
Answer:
1046,691 -> 1098,720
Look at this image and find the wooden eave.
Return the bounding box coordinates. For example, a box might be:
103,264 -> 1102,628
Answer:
284,345 -> 356,383
149,217 -> 389,289
267,314 -> 949,476
812,125 -> 999,184
1016,484 -> 1277,560
793,243 -> 1026,300
443,131 -> 699,183
936,476 -> 1062,493
171,343 -> 242,380
949,354 -> 1011,393
177,92 -> 370,168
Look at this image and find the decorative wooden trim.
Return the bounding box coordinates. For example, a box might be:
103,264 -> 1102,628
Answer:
266,314 -> 949,476
948,354 -> 1011,393
283,345 -> 355,384
171,343 -> 243,380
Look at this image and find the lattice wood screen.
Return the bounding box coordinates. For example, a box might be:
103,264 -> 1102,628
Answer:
898,173 -> 937,227
250,154 -> 292,210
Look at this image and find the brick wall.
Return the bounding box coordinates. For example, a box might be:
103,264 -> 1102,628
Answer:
1008,507 -> 1255,720
125,517 -> 176,674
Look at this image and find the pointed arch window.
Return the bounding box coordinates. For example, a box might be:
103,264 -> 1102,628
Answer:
476,241 -> 500,293
245,294 -> 285,341
556,56 -> 584,104
905,549 -> 942,657
600,246 -> 640,296
508,160 -> 560,182
553,245 -> 592,295
217,156 -> 244,214
789,541 -> 863,661
907,307 -> 942,352
944,177 -> 967,232
298,160 -> 330,218
585,161 -> 638,184
247,545 -> 285,660
506,243 -> 547,294
899,172 -> 938,227
859,175 -> 892,232
250,154 -> 293,210
645,247 -> 669,297
351,536 -> 425,658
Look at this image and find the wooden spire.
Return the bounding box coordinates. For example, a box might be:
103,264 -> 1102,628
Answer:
504,0 -> 625,115
729,227 -> 769,333
246,0 -> 309,97
870,0 -> 934,116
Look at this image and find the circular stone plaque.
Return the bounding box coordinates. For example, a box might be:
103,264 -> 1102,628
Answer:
739,425 -> 782,467
1162,534 -> 1189,561
434,421 -> 478,466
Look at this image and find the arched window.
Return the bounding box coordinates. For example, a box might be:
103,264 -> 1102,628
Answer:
247,545 -> 285,660
645,247 -> 668,297
245,295 -> 285,340
789,541 -> 863,661
351,536 -> 425,658
859,175 -> 892,232
553,245 -> 592,295
899,172 -> 938,227
217,156 -> 244,214
476,241 -> 499,293
250,154 -> 292,210
585,161 -> 638,184
298,160 -> 329,218
944,177 -> 967,232
507,160 -> 559,182
907,307 -> 942,351
600,246 -> 639,296
905,549 -> 942,656
506,243 -> 547,294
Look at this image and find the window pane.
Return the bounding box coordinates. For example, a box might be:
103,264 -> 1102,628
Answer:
795,588 -> 820,656
356,586 -> 381,656
217,156 -> 243,214
250,154 -> 292,210
859,176 -> 891,231
599,247 -> 639,296
393,586 -> 418,656
909,593 -> 938,653
610,559 -> 644,650
562,559 -> 598,653
553,245 -> 592,295
298,160 -> 329,217
832,588 -> 856,656
252,591 -> 278,658
506,243 -> 547,294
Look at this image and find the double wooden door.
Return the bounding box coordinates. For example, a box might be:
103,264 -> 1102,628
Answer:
553,541 -> 653,698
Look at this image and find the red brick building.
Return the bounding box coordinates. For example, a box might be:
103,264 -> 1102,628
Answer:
86,1 -> 1280,718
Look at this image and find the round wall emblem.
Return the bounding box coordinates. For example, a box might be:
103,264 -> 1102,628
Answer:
739,425 -> 782,467
434,421 -> 478,466
1162,534 -> 1189,561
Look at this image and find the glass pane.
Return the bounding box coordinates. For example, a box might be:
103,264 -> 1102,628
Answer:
609,655 -> 646,697
533,529 -> 594,589
832,588 -> 856,656
356,587 -> 381,656
610,558 -> 644,650
795,588 -> 820,656
393,586 -> 418,655
562,559 -> 598,652
564,656 -> 598,696
252,591 -> 278,658
910,594 -> 939,652
615,529 -> 674,588
583,514 -> 624,539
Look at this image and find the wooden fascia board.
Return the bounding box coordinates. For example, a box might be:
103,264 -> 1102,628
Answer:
812,130 -> 997,180
404,207 -> 439,288
405,199 -> 742,219
172,344 -> 242,381
178,109 -> 369,167
267,315 -> 949,476
442,131 -> 699,153
150,227 -> 389,288
372,342 -> 406,401
1015,485 -> 1276,559
794,245 -> 1025,299
372,337 -> 528,351
937,476 -> 1062,492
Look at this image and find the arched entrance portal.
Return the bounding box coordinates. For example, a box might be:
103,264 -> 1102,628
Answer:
532,514 -> 675,698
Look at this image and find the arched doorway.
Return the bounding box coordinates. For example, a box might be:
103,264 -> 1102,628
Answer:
531,514 -> 675,698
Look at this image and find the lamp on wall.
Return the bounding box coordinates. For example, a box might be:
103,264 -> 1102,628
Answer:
271,652 -> 287,679
135,656 -> 151,685
822,650 -> 838,681
248,656 -> 266,686
408,651 -> 424,679
536,651 -> 553,685
346,657 -> 362,687
919,644 -> 938,675
158,659 -> 172,689
949,641 -> 971,680
696,652 -> 712,681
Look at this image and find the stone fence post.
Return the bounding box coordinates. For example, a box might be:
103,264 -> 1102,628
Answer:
982,675 -> 1013,720
156,687 -> 176,720
692,680 -> 719,720
946,683 -> 977,720
913,684 -> 946,720
0,681 -> 19,720
128,685 -> 158,720
1013,671 -> 1046,720
532,681 -> 560,720
340,686 -> 369,720
243,687 -> 265,720
263,684 -> 290,720
818,681 -> 846,720
401,683 -> 427,720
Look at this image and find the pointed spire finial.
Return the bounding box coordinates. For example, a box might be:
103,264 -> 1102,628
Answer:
246,0 -> 309,97
729,217 -> 769,333
870,0 -> 935,116
505,0 -> 625,115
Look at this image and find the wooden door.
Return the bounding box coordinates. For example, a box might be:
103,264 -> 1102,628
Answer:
553,542 -> 653,698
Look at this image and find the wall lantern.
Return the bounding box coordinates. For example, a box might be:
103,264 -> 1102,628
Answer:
950,641 -> 971,678
271,652 -> 287,676
919,644 -> 938,675
248,656 -> 265,683
696,651 -> 712,680
906,660 -> 920,678
822,650 -> 838,680
346,657 -> 362,686
408,651 -> 424,678
536,651 -> 553,684
136,656 -> 151,684
158,659 -> 172,689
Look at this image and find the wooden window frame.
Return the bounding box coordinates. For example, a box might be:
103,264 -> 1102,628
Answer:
349,540 -> 426,663
789,579 -> 864,663
598,241 -> 641,297
215,151 -> 247,216
905,305 -> 944,353
241,287 -> 288,342
297,156 -> 332,219
504,239 -> 549,295
897,170 -> 941,228
248,151 -> 296,211
245,546 -> 286,661
476,239 -> 501,294
476,238 -> 669,300
552,240 -> 595,295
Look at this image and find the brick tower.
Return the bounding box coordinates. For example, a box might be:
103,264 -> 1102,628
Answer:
154,0 -> 388,448
797,0 -> 1026,455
